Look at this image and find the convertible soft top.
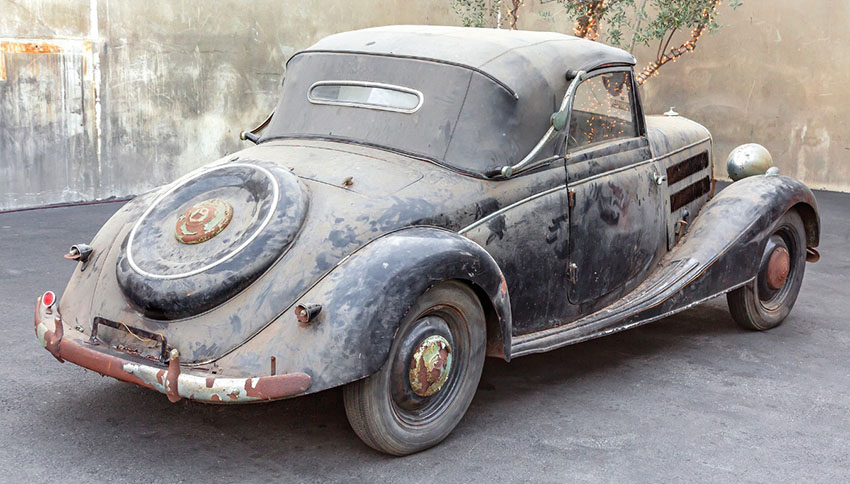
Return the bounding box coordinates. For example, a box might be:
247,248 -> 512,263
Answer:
298,25 -> 636,98
266,25 -> 638,174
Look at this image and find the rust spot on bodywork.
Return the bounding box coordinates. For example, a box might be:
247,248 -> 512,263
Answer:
34,298 -> 312,403
666,152 -> 709,185
670,177 -> 711,212
115,343 -> 161,363
54,337 -> 157,391
243,374 -> 312,400
165,350 -> 181,403
295,303 -> 322,325
44,314 -> 65,363
806,247 -> 820,263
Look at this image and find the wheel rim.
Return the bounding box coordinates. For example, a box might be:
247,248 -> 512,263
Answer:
756,225 -> 801,312
387,305 -> 469,427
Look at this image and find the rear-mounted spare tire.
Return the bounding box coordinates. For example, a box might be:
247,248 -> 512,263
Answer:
116,162 -> 308,320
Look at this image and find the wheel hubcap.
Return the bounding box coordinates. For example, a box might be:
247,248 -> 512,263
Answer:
409,335 -> 453,397
765,246 -> 791,290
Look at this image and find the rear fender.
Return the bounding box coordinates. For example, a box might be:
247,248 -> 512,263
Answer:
218,227 -> 511,394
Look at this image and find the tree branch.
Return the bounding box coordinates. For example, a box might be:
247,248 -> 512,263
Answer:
658,27 -> 678,62
628,0 -> 648,53
508,0 -> 524,30
636,0 -> 719,85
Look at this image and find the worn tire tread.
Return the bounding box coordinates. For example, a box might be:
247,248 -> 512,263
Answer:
342,380 -> 382,452
727,284 -> 767,330
727,209 -> 806,331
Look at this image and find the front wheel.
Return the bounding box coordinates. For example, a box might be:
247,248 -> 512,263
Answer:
343,281 -> 486,455
727,209 -> 807,331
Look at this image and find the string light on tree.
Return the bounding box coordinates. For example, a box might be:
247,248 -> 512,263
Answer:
636,0 -> 721,85
573,0 -> 607,40
525,0 -> 741,85
508,0 -> 524,29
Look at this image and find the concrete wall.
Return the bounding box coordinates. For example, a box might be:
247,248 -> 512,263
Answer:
634,1 -> 850,192
0,0 -> 457,210
1,1 -> 847,210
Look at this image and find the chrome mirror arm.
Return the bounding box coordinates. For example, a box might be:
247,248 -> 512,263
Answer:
494,70 -> 586,178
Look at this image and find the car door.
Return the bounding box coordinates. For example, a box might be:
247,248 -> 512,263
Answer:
565,69 -> 667,305
461,154 -> 573,336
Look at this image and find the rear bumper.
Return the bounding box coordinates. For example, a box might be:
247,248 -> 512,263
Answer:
34,295 -> 312,403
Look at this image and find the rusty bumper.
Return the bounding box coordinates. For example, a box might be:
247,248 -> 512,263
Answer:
34,295 -> 312,403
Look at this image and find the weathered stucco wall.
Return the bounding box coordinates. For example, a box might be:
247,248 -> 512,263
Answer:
633,1 -> 850,192
0,0 -> 457,210
1,1 -> 847,210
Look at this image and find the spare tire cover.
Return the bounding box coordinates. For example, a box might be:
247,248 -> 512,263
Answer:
116,162 -> 308,320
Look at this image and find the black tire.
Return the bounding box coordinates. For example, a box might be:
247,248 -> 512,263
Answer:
727,209 -> 807,331
343,281 -> 486,455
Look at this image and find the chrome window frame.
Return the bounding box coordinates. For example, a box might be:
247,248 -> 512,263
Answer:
566,67 -> 640,154
307,80 -> 424,114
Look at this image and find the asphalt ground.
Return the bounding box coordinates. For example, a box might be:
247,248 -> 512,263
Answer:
1,188 -> 848,483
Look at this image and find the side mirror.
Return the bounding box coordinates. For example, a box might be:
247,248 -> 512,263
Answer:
550,110 -> 568,132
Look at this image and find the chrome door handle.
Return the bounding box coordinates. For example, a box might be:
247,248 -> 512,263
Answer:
654,174 -> 667,185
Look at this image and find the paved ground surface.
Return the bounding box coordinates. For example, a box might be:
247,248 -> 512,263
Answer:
1,188 -> 848,483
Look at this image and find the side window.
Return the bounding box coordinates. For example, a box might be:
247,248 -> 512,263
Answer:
567,71 -> 637,151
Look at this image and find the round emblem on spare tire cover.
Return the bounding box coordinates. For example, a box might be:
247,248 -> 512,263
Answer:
174,199 -> 233,244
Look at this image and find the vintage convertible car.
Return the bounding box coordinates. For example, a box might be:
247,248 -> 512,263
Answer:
34,26 -> 820,455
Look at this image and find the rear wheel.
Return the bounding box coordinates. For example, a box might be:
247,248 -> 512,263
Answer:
343,281 -> 486,455
727,210 -> 807,330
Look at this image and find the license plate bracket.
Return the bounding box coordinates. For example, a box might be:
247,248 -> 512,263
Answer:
90,317 -> 169,363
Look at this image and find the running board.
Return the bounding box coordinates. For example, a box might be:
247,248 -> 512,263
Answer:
511,258 -> 701,358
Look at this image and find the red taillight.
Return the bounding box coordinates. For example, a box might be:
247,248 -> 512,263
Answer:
42,291 -> 56,308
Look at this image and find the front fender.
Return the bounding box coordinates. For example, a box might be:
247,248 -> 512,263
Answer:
669,174 -> 819,307
540,174 -> 822,343
217,226 -> 511,394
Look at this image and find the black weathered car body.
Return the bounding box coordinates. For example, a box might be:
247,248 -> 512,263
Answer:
35,26 -> 820,455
